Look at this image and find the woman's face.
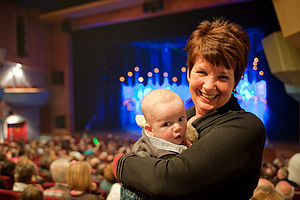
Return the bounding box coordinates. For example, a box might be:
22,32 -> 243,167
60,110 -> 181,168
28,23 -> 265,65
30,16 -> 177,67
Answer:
188,57 -> 235,116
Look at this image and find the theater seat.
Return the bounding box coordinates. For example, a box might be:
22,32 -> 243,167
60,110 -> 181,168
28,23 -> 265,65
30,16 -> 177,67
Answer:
0,189 -> 21,200
0,175 -> 13,190
294,193 -> 300,200
38,172 -> 52,182
43,182 -> 55,189
294,188 -> 300,200
44,196 -> 62,200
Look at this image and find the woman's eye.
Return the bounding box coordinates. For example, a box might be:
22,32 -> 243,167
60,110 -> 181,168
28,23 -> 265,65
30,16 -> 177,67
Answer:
219,75 -> 229,80
197,71 -> 207,75
163,122 -> 170,127
178,116 -> 184,122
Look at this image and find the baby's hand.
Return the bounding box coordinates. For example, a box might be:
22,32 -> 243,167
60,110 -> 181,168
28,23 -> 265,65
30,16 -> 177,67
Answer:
185,122 -> 198,144
185,140 -> 192,147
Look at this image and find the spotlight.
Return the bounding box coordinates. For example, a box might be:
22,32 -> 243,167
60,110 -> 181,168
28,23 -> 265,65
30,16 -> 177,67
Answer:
127,71 -> 133,77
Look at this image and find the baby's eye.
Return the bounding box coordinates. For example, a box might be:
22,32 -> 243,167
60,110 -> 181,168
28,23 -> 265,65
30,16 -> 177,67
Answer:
178,116 -> 184,122
163,122 -> 170,127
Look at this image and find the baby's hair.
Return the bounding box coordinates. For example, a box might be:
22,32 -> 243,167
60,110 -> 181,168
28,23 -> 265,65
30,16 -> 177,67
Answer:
141,89 -> 183,123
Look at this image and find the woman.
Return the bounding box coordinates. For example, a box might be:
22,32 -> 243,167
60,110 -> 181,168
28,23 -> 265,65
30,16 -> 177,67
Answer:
113,18 -> 266,199
62,161 -> 104,200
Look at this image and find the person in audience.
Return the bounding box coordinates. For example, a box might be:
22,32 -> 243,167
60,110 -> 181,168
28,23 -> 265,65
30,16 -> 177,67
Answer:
19,156 -> 46,185
0,160 -> 16,189
275,180 -> 295,200
20,184 -> 43,200
277,167 -> 289,180
287,153 -> 300,188
250,189 -> 283,200
100,162 -> 116,196
89,156 -> 103,183
255,178 -> 276,193
113,18 -> 266,199
274,167 -> 289,185
62,161 -> 104,200
0,151 -> 6,165
38,152 -> 52,179
13,163 -> 35,192
0,159 -> 16,179
44,158 -> 69,199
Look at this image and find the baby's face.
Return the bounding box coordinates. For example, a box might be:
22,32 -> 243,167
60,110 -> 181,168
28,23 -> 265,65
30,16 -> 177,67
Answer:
148,98 -> 187,145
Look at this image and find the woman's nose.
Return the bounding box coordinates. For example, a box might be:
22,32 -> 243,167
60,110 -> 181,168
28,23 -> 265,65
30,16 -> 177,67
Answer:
203,77 -> 216,91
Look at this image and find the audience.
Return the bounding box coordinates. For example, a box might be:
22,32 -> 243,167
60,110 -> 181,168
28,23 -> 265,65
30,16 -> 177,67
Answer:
251,178 -> 283,200
0,133 -> 298,200
43,158 -> 69,199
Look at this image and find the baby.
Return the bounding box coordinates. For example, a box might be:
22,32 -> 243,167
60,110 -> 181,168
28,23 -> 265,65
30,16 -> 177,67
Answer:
121,88 -> 198,199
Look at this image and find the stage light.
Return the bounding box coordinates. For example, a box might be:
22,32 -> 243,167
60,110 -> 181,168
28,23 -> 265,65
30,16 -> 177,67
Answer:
181,67 -> 186,72
259,71 -> 264,76
254,57 -> 259,62
172,77 -> 177,82
154,68 -> 159,73
119,76 -> 125,82
127,71 -> 133,77
16,63 -> 22,68
6,114 -> 24,124
147,72 -> 153,77
163,72 -> 168,77
253,66 -> 257,70
134,66 -> 139,71
138,77 -> 144,82
12,66 -> 23,77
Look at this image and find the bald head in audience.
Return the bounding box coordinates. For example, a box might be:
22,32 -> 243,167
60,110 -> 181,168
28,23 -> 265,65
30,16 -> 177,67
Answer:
275,180 -> 294,200
50,158 -> 69,183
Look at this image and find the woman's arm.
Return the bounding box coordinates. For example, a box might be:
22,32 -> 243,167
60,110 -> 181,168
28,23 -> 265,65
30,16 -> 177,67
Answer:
116,112 -> 266,197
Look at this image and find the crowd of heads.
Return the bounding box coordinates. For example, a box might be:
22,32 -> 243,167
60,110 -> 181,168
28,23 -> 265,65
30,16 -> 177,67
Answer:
0,133 -> 136,199
251,153 -> 300,200
0,133 -> 299,200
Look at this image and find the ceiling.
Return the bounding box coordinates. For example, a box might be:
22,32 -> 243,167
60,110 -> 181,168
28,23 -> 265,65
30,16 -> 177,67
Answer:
4,0 -> 100,13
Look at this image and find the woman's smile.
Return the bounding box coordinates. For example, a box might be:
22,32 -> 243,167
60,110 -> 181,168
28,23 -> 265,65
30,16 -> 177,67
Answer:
200,91 -> 218,100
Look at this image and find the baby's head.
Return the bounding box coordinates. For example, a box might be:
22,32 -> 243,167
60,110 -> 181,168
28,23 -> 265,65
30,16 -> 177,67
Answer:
141,89 -> 187,145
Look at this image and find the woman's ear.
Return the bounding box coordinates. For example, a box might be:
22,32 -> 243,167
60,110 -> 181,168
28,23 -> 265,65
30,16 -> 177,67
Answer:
145,124 -> 154,136
187,68 -> 191,82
